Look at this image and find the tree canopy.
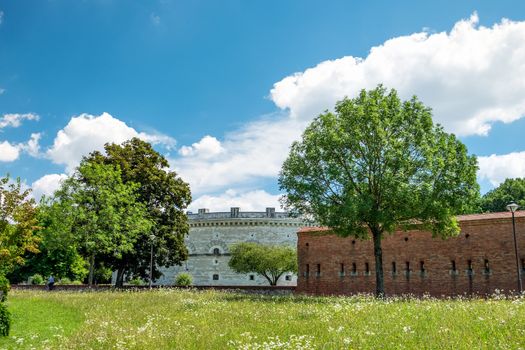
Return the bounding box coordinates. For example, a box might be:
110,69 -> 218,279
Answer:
481,178 -> 525,213
228,243 -> 297,286
83,137 -> 192,286
0,176 -> 40,276
279,86 -> 479,297
51,161 -> 152,285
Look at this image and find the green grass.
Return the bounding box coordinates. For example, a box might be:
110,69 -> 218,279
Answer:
1,290 -> 524,349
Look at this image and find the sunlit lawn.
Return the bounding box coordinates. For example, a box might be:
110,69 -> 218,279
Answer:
1,289 -> 524,349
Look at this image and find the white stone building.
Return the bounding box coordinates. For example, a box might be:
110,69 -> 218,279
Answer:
157,207 -> 305,286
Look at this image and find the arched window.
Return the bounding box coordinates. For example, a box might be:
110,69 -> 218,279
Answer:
213,248 -> 221,256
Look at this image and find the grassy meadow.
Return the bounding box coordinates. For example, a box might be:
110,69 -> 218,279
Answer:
0,289 -> 524,349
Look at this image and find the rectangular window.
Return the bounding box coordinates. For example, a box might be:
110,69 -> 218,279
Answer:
339,263 -> 345,277
521,258 -> 525,273
420,261 -> 425,276
305,264 -> 310,278
484,259 -> 490,275
316,264 -> 321,277
405,261 -> 410,277
392,262 -> 397,275
364,262 -> 370,275
467,260 -> 473,276
213,274 -> 219,281
352,262 -> 357,275
249,274 -> 255,281
285,275 -> 292,281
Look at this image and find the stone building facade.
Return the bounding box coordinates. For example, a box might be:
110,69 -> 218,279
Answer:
157,208 -> 305,286
296,212 -> 525,296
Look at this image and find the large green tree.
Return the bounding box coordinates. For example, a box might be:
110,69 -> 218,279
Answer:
53,161 -> 152,285
84,138 -> 192,286
0,176 -> 40,276
481,178 -> 525,213
279,86 -> 479,297
228,243 -> 297,286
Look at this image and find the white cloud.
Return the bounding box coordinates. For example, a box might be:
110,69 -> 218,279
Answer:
20,133 -> 41,157
189,189 -> 282,212
0,113 -> 39,129
478,152 -> 525,187
46,112 -> 175,172
0,141 -> 20,162
31,173 -> 68,200
0,133 -> 42,162
172,115 -> 306,194
178,135 -> 224,158
0,88 -> 5,95
270,13 -> 525,137
0,11 -> 3,25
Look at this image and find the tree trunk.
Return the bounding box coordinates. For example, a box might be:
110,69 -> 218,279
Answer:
115,267 -> 125,288
88,254 -> 95,287
372,229 -> 385,298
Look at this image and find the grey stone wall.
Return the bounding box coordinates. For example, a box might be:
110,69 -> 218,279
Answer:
157,208 -> 306,286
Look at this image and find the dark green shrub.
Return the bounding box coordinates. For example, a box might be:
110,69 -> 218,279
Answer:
0,303 -> 10,337
0,276 -> 9,302
175,273 -> 193,287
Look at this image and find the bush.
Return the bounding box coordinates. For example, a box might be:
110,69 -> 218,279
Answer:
30,274 -> 44,285
70,280 -> 83,285
128,278 -> 145,286
175,273 -> 192,287
0,276 -> 9,302
58,277 -> 72,285
0,303 -> 10,337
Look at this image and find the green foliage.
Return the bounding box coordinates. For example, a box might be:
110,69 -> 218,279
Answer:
50,161 -> 153,285
30,274 -> 44,285
0,176 -> 40,275
481,178 -> 525,213
58,277 -> 72,285
175,273 -> 192,286
229,243 -> 297,285
0,276 -> 9,302
279,86 -> 479,296
83,138 -> 192,286
128,278 -> 145,286
0,303 -> 10,337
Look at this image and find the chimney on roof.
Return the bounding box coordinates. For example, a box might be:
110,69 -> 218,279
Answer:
266,207 -> 275,218
230,207 -> 240,218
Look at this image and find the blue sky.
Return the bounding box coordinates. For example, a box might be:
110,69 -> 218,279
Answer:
1,1 -> 525,210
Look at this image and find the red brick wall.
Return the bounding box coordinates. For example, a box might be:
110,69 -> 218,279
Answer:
297,215 -> 525,296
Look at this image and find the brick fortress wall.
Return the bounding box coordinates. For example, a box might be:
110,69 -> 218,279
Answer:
296,212 -> 525,296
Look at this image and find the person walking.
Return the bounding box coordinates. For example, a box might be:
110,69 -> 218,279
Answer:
47,276 -> 55,291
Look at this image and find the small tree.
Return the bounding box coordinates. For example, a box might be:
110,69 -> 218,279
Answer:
481,178 -> 525,212
228,243 -> 297,286
279,86 -> 479,297
0,176 -> 40,275
175,273 -> 192,286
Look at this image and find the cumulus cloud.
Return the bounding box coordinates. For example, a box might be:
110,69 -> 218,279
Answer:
178,135 -> 224,158
478,152 -> 525,187
172,115 -> 306,194
31,173 -> 68,200
270,13 -> 525,137
189,189 -> 282,212
0,113 -> 39,129
0,141 -> 20,162
0,133 -> 42,162
46,112 -> 175,172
